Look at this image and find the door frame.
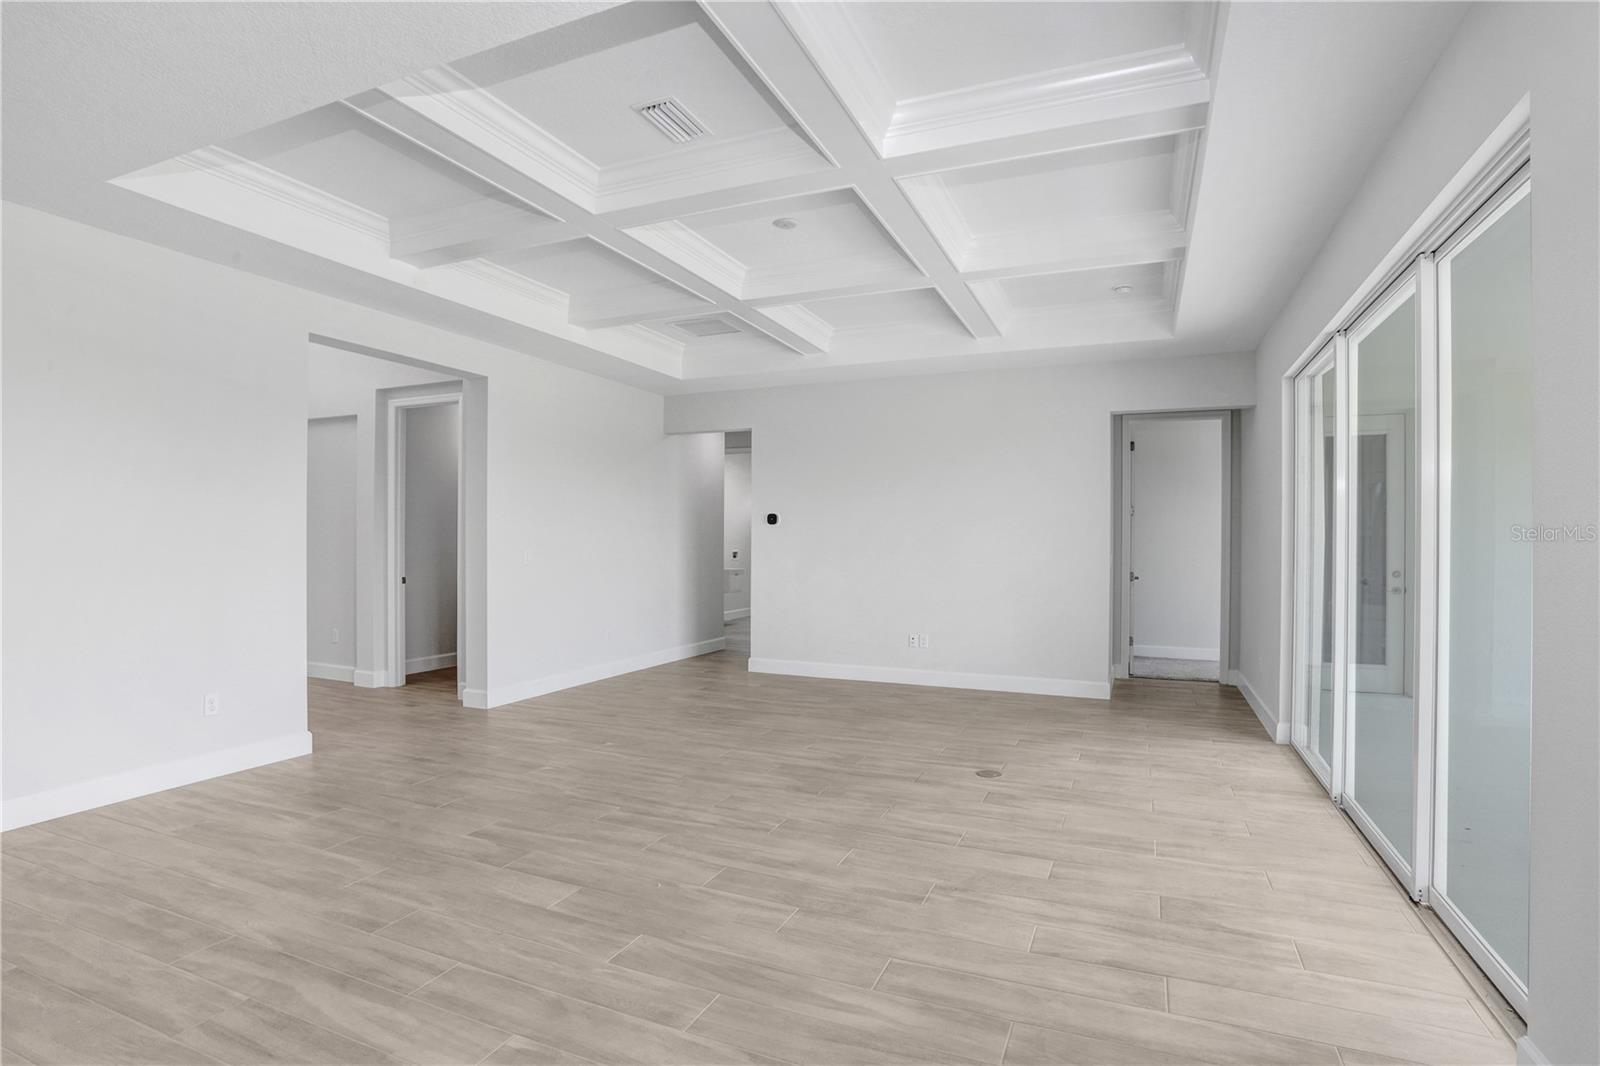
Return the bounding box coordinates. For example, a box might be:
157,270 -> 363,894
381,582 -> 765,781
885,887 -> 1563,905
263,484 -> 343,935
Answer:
1338,266 -> 1428,892
1114,409 -> 1234,682
384,390 -> 464,690
1289,341 -> 1339,789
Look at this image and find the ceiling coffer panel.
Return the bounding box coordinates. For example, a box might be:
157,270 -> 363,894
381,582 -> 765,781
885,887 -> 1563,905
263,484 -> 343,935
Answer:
106,0 -> 1231,383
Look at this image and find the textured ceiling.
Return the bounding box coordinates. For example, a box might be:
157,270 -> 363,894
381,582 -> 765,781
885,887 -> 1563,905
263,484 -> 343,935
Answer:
3,1 -> 1467,394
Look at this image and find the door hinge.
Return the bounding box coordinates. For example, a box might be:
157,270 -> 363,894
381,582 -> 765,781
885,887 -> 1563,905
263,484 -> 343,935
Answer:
1129,635 -> 1134,647
1129,440 -> 1135,451
400,576 -> 407,585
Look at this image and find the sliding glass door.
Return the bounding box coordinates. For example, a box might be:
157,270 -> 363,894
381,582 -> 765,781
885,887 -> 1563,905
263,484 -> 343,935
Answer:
1285,164 -> 1531,1010
1434,177 -> 1533,1008
1343,278 -> 1420,879
1291,347 -> 1340,788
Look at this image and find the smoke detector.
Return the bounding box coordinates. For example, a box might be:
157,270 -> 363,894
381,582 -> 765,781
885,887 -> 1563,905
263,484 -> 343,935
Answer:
1111,284 -> 1135,296
671,316 -> 742,339
634,98 -> 710,144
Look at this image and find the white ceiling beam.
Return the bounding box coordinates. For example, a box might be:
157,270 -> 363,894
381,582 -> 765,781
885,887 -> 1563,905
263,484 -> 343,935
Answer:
702,1 -> 1002,340
743,273 -> 930,308
881,103 -> 1209,180
339,92 -> 823,356
957,235 -> 1190,282
389,199 -> 580,267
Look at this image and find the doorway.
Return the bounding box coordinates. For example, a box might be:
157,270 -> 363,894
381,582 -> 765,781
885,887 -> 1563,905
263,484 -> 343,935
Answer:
305,334 -> 487,706
1117,413 -> 1232,682
722,430 -> 752,658
396,400 -> 460,682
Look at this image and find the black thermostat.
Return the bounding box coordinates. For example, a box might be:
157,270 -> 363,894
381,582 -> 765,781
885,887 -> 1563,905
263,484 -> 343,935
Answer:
766,513 -> 779,525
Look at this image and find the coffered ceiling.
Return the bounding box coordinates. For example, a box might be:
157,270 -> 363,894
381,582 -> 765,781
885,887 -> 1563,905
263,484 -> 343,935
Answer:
6,1 -> 1469,392
106,0 -> 1219,383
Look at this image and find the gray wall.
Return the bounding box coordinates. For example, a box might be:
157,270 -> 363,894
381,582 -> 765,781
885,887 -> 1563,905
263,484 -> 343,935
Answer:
307,417 -> 357,676
1235,5 -> 1598,1061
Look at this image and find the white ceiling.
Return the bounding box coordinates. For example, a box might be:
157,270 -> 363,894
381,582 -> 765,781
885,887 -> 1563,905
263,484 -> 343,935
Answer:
3,1 -> 1467,394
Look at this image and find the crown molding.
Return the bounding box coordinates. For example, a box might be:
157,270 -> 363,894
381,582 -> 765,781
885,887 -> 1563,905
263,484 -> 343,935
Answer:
883,46 -> 1210,158
625,220 -> 749,296
742,260 -> 923,304
772,0 -> 897,148
567,280 -> 712,329
178,147 -> 386,240
756,303 -> 834,351
896,176 -> 977,267
389,67 -> 601,209
446,258 -> 567,312
598,127 -> 829,213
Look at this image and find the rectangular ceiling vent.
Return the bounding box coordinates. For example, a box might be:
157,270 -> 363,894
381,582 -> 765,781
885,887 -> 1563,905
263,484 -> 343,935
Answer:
635,98 -> 710,144
673,316 -> 741,338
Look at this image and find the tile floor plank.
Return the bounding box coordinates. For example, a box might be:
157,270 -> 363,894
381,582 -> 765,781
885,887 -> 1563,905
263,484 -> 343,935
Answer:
0,657 -> 1515,1064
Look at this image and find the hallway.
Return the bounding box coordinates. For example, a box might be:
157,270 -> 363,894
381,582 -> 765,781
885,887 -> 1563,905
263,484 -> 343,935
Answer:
1,657 -> 1515,1064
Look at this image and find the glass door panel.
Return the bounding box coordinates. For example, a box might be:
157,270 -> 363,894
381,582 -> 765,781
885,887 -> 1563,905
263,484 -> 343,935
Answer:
1435,182 -> 1532,1003
1345,283 -> 1418,875
1292,353 -> 1339,786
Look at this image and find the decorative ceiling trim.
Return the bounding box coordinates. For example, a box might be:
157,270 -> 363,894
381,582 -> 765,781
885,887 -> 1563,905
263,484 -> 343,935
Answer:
625,220 -> 749,296
388,67 -> 601,208
897,129 -> 1203,277
771,1 -> 897,147
598,127 -> 827,213
758,303 -> 834,350
177,146 -> 386,240
883,46 -> 1209,158
447,258 -> 567,312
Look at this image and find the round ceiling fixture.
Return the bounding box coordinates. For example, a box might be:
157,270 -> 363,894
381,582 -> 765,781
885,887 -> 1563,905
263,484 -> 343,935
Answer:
1111,284 -> 1134,296
771,217 -> 799,230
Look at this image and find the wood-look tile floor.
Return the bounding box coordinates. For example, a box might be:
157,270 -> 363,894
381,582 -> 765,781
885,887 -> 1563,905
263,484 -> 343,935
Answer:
1,653 -> 1515,1065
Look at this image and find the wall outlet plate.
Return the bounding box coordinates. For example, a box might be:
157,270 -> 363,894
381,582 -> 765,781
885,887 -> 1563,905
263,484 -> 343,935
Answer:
203,693 -> 220,717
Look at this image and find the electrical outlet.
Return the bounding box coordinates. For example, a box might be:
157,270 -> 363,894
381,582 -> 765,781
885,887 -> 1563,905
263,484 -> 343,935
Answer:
331,627 -> 340,645
907,633 -> 918,648
203,693 -> 220,717
918,633 -> 930,649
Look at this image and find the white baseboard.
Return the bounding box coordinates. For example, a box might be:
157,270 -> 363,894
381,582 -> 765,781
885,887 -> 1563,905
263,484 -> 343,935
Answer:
723,608 -> 750,622
483,637 -> 726,708
1133,644 -> 1220,661
1,730 -> 314,831
307,661 -> 355,683
352,669 -> 382,688
748,658 -> 1111,700
405,652 -> 456,674
1231,670 -> 1288,743
1514,1036 -> 1550,1066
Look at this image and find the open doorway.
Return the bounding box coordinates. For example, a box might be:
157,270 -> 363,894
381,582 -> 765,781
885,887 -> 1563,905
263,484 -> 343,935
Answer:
1115,412 -> 1233,682
394,399 -> 460,688
723,430 -> 752,658
305,337 -> 485,704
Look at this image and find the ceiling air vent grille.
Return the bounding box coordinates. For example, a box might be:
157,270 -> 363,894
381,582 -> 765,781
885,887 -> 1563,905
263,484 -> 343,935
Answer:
635,98 -> 710,144
673,316 -> 742,338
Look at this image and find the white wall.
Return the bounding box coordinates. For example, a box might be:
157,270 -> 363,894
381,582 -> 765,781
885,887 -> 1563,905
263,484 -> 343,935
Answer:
307,417 -> 357,680
723,449 -> 752,620
403,403 -> 459,672
1,203 -> 724,828
667,352 -> 1255,698
1234,5 -> 1597,1061
1128,418 -> 1222,660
